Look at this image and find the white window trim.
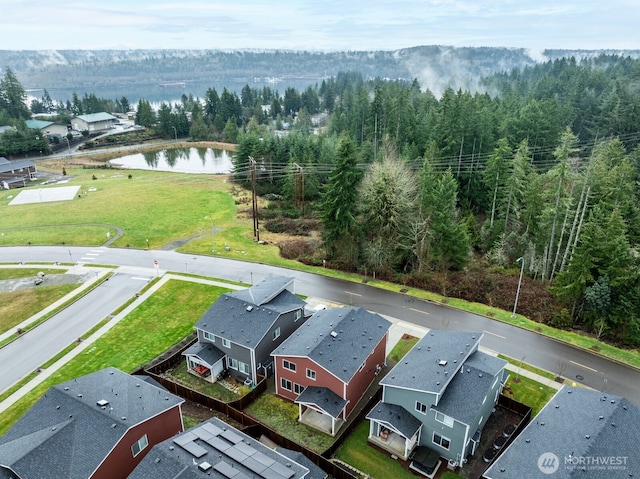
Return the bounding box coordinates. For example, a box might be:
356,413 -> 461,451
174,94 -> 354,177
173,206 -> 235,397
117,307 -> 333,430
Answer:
222,338 -> 231,348
228,358 -> 238,370
239,361 -> 250,375
281,378 -> 292,391
306,368 -> 316,380
415,401 -> 427,414
273,327 -> 281,340
294,383 -> 305,394
131,434 -> 149,457
435,411 -> 454,427
295,309 -> 302,321
203,331 -> 215,342
433,432 -> 451,450
283,359 -> 296,372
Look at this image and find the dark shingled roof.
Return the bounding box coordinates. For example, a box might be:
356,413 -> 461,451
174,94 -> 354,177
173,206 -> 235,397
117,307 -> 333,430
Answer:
366,401 -> 422,439
275,448 -> 328,479
484,387 -> 640,479
183,341 -> 225,366
272,307 -> 391,382
194,276 -> 305,350
129,417 -> 310,479
0,367 -> 183,479
380,330 -> 482,397
295,386 -> 348,419
0,158 -> 35,174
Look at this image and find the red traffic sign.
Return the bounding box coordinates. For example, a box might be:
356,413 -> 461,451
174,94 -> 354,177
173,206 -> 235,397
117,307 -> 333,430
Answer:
153,260 -> 158,266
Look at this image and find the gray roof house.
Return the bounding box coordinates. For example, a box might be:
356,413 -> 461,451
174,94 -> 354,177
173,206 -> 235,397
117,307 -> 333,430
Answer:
483,387 -> 640,479
71,112 -> 118,132
366,330 -> 508,473
129,417 -> 313,479
0,157 -> 36,189
184,276 -> 308,386
0,367 -> 184,479
272,307 -> 391,436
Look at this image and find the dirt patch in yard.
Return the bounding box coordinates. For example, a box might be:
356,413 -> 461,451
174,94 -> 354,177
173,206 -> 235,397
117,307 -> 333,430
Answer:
0,273 -> 90,293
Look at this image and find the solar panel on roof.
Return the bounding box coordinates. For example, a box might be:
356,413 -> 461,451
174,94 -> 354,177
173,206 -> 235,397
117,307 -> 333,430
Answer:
252,451 -> 276,467
200,422 -> 224,436
192,426 -> 214,441
234,441 -> 257,456
214,461 -> 239,478
260,467 -> 290,479
242,456 -> 268,474
267,460 -> 297,479
221,429 -> 243,444
178,440 -> 208,458
173,431 -> 198,446
205,435 -> 232,451
225,445 -> 248,463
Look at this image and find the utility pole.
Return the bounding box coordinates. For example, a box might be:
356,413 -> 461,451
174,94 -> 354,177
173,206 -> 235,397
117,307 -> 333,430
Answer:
293,163 -> 304,213
249,156 -> 259,241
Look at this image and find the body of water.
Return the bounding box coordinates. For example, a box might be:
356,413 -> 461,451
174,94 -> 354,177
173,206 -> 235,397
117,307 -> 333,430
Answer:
109,147 -> 234,174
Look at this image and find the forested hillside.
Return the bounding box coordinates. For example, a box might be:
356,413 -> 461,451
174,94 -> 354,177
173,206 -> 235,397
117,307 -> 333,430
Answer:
2,49 -> 640,349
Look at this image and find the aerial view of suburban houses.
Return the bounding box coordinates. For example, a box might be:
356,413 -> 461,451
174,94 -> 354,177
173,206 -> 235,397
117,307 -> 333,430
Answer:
183,276 -> 308,387
272,306 -> 391,436
366,330 -> 508,475
0,367 -> 184,479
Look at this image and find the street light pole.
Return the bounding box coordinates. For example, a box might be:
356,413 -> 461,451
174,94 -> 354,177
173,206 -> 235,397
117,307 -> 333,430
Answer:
205,216 -> 215,252
511,256 -> 524,318
172,126 -> 177,142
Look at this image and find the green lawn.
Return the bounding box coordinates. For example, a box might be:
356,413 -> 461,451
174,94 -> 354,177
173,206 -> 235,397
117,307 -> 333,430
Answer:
503,375 -> 557,417
0,268 -> 64,280
0,284 -> 79,335
167,360 -> 246,403
244,393 -> 335,454
0,279 -> 230,436
335,422 -> 417,479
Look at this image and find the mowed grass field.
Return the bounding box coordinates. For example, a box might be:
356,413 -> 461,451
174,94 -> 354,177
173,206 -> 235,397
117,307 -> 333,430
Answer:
0,165 -> 296,266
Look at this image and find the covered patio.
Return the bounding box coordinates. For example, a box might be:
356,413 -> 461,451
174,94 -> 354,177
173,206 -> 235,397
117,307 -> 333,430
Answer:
366,400 -> 422,460
182,342 -> 225,383
295,386 -> 347,436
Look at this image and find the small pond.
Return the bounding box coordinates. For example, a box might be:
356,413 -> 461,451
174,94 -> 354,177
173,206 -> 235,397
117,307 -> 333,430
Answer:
109,147 -> 234,174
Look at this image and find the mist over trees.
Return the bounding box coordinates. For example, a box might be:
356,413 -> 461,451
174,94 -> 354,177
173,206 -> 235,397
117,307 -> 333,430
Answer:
2,52 -> 640,347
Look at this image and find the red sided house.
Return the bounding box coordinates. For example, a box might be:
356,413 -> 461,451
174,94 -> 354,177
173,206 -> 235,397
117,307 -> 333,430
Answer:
272,307 -> 391,436
0,367 -> 184,479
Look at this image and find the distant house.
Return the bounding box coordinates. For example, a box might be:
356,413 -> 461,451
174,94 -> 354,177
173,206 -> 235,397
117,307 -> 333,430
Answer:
483,387 -> 640,479
366,330 -> 508,471
129,417 -> 314,479
184,276 -> 308,386
272,307 -> 391,436
0,367 -> 184,479
0,156 -> 36,189
71,112 -> 118,132
25,119 -> 68,138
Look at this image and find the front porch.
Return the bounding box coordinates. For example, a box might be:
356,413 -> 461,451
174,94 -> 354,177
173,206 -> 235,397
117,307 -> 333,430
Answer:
367,428 -> 409,459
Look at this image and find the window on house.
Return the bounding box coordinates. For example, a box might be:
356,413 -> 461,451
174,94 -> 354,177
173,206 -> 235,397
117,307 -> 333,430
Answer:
295,309 -> 302,321
294,383 -> 305,394
435,411 -> 454,427
306,369 -> 316,380
228,358 -> 238,370
203,331 -> 215,342
433,432 -> 451,450
283,360 -> 296,372
239,361 -> 250,375
415,401 -> 428,414
131,434 -> 149,457
222,338 -> 231,348
273,327 -> 281,340
281,378 -> 292,391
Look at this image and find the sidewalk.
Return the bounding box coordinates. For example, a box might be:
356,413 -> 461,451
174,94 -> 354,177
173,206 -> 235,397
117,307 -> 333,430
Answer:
0,271 -> 243,414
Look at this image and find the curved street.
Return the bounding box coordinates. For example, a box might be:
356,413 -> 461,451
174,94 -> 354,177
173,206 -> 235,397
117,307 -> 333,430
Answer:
1,245 -> 639,405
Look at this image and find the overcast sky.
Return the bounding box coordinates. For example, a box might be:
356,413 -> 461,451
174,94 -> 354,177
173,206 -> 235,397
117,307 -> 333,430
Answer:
2,0 -> 639,52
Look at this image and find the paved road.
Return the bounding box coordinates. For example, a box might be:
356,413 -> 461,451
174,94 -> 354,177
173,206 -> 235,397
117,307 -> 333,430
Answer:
2,246 -> 639,404
0,270 -> 151,394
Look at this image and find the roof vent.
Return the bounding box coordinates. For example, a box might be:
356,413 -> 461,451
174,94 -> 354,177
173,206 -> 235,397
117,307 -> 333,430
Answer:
585,435 -> 590,439
438,360 -> 447,366
246,306 -> 253,312
97,399 -> 109,407
330,331 -> 338,338
198,462 -> 212,471
599,416 -> 604,420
